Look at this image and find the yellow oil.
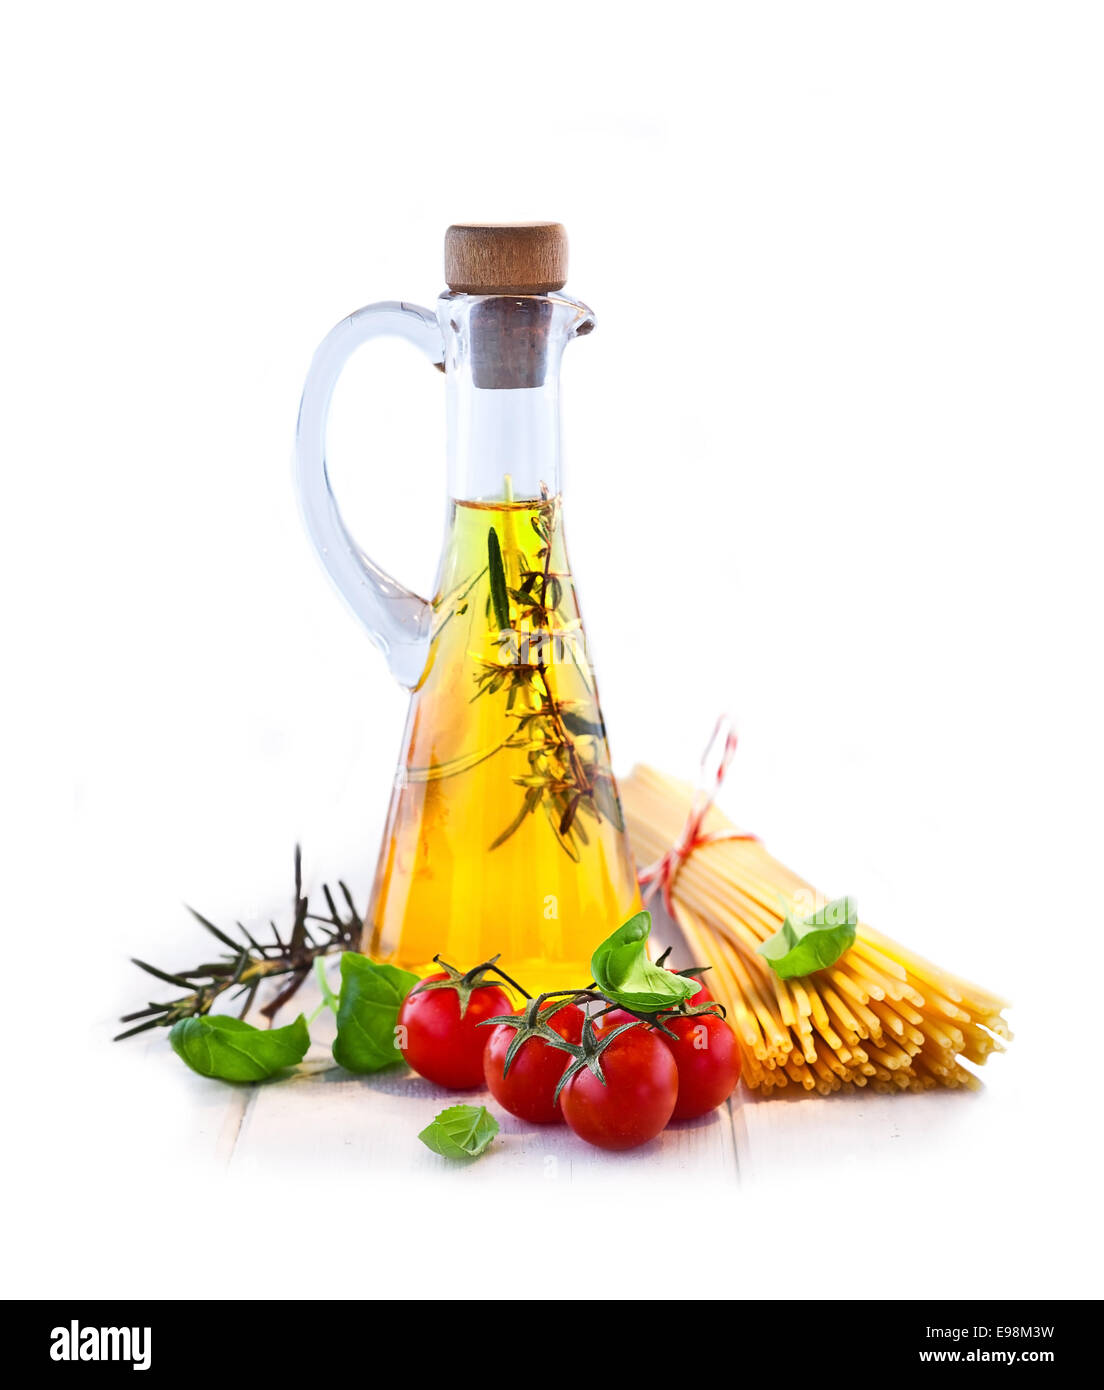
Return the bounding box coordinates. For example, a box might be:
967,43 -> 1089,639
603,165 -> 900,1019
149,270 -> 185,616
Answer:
365,493 -> 641,992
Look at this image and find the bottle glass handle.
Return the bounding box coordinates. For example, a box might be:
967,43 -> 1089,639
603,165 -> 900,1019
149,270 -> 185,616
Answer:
295,302 -> 444,688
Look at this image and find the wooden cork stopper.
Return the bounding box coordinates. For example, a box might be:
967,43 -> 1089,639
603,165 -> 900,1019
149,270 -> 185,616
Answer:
445,222 -> 568,295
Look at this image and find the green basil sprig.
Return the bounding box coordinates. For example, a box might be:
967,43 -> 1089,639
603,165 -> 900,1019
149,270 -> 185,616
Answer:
332,952 -> 419,1074
169,1013 -> 310,1082
590,911 -> 697,1012
758,896 -> 858,979
419,1105 -> 499,1160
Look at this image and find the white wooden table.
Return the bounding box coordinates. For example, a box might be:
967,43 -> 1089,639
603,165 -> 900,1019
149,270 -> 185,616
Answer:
153,943 -> 999,1189
209,1023 -> 982,1184
105,953 -> 1042,1301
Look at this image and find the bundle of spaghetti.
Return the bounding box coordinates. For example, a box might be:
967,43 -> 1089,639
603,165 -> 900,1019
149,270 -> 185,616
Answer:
621,765 -> 1011,1097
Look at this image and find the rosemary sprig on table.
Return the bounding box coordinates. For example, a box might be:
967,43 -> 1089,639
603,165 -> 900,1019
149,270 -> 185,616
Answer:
114,847 -> 359,1039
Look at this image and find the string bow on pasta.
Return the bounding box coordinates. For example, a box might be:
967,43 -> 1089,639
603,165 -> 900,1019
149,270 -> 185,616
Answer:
638,716 -> 758,914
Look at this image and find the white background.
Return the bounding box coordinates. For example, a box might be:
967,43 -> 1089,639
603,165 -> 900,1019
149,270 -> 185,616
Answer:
4,1 -> 1102,1300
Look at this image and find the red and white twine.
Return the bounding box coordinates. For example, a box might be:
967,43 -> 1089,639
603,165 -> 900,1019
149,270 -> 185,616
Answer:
637,717 -> 758,916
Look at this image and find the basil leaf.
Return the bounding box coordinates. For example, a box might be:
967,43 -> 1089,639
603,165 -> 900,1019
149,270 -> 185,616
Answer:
758,896 -> 858,979
590,910 -> 698,1011
332,952 -> 419,1074
418,1104 -> 499,1160
487,527 -> 511,636
169,1013 -> 309,1082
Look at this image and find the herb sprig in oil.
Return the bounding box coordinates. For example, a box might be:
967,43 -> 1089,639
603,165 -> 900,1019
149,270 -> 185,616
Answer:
472,486 -> 624,858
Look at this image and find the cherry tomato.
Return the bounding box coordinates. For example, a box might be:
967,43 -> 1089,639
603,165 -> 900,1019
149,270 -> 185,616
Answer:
659,1013 -> 741,1120
560,1025 -> 678,1151
398,973 -> 512,1089
483,1002 -> 585,1124
685,973 -> 714,1005
592,1006 -> 639,1033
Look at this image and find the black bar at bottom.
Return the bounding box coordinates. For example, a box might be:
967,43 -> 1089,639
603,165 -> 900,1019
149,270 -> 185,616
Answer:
2,1298 -> 1096,1375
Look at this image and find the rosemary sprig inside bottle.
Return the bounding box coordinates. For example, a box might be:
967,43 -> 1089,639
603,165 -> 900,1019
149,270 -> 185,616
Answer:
472,486 -> 624,859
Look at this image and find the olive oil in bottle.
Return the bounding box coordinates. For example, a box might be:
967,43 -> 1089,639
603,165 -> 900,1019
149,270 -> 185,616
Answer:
367,492 -> 640,990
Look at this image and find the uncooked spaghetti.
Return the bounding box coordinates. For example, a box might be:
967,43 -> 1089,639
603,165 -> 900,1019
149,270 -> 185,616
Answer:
622,764 -> 1011,1096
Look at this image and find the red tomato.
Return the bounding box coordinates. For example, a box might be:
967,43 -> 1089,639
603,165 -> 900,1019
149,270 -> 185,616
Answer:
483,1002 -> 585,1125
592,1006 -> 639,1033
659,1013 -> 742,1120
398,973 -> 512,1089
560,1025 -> 678,1151
686,973 -> 714,1004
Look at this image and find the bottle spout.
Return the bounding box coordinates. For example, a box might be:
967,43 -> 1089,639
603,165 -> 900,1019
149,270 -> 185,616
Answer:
567,296 -> 596,338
